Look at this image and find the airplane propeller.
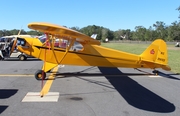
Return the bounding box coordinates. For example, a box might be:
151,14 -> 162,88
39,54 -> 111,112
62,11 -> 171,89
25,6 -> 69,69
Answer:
9,29 -> 22,56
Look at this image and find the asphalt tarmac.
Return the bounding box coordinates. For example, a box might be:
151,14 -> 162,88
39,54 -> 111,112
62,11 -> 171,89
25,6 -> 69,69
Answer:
0,58 -> 180,116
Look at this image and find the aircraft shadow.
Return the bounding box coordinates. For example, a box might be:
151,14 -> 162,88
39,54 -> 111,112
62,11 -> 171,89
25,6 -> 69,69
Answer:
54,67 -> 175,112
0,89 -> 18,99
54,72 -> 153,77
98,67 -> 175,113
157,71 -> 180,80
0,106 -> 8,114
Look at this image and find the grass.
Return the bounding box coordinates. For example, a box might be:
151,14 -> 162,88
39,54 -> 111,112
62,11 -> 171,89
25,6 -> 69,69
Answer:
101,42 -> 180,74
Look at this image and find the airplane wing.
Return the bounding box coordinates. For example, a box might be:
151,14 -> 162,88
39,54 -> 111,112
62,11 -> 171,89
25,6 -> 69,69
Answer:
28,22 -> 101,45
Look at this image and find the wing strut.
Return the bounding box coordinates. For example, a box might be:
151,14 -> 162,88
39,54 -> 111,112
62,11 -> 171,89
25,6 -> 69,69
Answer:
49,35 -> 59,64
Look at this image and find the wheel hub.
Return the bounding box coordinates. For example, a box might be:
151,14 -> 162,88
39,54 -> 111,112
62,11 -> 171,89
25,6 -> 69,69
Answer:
38,74 -> 42,78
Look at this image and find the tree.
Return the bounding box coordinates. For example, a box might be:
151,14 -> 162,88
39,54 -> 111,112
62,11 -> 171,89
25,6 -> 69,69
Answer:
125,29 -> 131,40
70,26 -> 80,32
113,29 -> 127,40
114,30 -> 122,40
101,28 -> 109,42
2,30 -> 11,36
167,21 -> 180,41
153,21 -> 167,40
26,30 -> 43,35
0,30 -> 5,36
135,26 -> 146,41
144,26 -> 153,41
10,29 -> 19,35
107,30 -> 114,41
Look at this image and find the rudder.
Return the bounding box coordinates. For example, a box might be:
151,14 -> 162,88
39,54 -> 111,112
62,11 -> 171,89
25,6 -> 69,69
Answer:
140,39 -> 170,71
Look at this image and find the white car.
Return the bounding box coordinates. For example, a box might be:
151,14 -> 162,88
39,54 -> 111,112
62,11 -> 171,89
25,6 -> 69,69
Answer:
10,50 -> 28,60
0,49 -> 29,61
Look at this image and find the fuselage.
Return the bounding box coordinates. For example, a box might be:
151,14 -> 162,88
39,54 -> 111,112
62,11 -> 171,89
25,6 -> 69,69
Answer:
17,38 -> 150,69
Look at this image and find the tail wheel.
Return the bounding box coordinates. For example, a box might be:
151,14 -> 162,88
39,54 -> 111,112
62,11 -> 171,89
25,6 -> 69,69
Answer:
35,70 -> 46,80
152,70 -> 159,75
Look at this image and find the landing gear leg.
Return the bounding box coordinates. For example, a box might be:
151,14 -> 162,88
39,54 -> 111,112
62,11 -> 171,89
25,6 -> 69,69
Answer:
35,70 -> 46,80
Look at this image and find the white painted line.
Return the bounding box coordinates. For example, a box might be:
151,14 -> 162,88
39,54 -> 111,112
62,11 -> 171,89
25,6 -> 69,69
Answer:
148,75 -> 162,78
22,92 -> 59,102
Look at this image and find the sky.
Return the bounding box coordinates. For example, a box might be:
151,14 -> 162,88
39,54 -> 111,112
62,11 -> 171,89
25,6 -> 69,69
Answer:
0,0 -> 179,31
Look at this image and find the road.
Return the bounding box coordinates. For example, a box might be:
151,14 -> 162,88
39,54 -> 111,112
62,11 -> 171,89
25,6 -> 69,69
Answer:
0,58 -> 180,116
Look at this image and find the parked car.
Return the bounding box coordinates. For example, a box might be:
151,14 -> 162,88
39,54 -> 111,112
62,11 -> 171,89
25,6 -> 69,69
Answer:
0,49 -> 29,61
10,50 -> 28,60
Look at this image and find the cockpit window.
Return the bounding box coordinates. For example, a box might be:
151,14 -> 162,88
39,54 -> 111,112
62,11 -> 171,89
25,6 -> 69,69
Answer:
72,41 -> 83,51
17,38 -> 26,46
37,35 -> 84,51
38,35 -> 46,43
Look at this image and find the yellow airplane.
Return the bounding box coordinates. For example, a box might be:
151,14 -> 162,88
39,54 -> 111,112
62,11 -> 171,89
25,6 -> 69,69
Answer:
15,22 -> 171,80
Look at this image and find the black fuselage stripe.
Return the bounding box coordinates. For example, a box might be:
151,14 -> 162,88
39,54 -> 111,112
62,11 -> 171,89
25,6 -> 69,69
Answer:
34,46 -> 134,62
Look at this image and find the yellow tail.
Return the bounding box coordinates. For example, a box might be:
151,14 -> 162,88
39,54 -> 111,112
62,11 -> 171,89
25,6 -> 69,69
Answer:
140,39 -> 171,71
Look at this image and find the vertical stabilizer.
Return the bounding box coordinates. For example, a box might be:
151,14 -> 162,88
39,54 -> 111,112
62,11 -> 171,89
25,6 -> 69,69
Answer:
140,39 -> 170,70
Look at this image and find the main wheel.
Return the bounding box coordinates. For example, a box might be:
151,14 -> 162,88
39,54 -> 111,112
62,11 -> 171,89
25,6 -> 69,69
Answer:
35,70 -> 46,80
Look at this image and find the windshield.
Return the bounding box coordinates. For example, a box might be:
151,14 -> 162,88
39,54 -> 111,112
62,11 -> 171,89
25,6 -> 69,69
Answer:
38,35 -> 46,43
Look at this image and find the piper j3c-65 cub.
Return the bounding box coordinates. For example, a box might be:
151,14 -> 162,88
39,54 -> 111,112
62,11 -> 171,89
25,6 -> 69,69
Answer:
15,22 -> 171,80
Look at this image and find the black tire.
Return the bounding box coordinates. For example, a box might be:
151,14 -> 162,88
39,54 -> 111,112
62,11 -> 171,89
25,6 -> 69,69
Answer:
19,55 -> 26,61
24,56 -> 27,60
152,70 -> 159,75
35,70 -> 46,80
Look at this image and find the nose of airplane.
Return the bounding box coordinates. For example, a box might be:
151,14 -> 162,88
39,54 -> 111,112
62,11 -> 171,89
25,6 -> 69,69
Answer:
16,37 -> 34,56
17,37 -> 43,58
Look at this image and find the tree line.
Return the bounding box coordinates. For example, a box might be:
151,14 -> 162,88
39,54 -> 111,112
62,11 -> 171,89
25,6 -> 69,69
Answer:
1,6 -> 180,42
